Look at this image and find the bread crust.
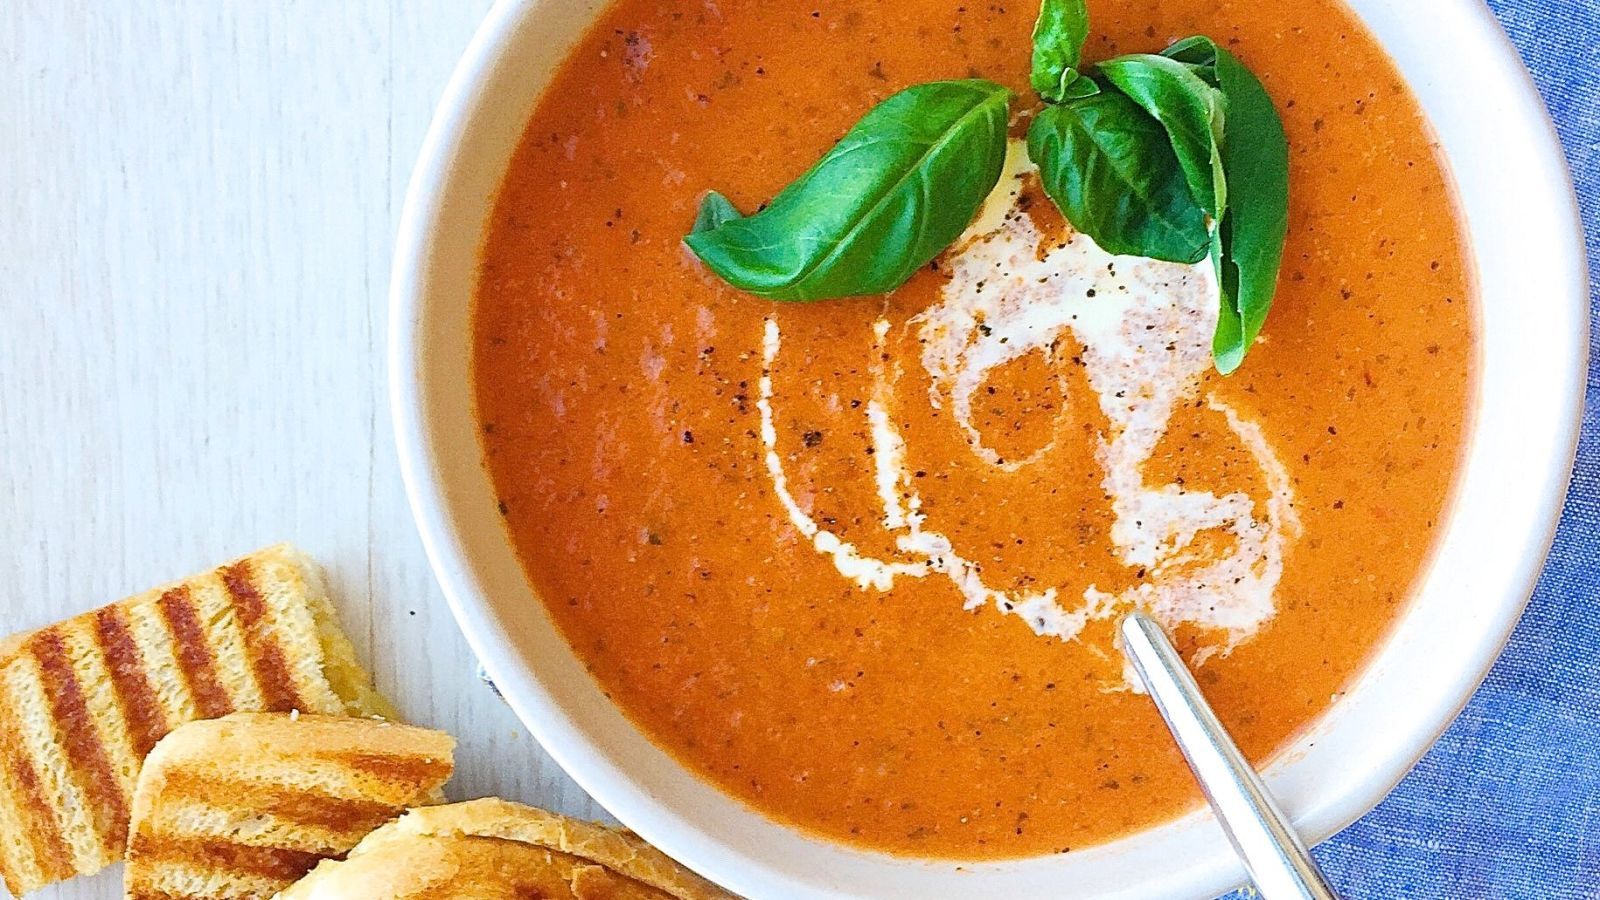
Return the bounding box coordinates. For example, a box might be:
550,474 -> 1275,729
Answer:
279,834 -> 676,900
280,799 -> 736,900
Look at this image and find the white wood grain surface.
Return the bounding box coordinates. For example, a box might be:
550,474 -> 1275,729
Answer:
0,4 -> 607,897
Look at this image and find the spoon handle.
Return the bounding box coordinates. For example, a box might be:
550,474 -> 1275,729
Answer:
1119,612 -> 1338,900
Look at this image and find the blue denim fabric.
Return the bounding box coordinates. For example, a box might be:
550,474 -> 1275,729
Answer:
1222,1 -> 1600,897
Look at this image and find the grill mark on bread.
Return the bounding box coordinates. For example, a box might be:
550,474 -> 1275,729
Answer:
156,769 -> 404,835
29,628 -> 131,847
221,561 -> 305,712
128,834 -> 327,883
93,606 -> 169,756
3,756 -> 73,885
0,689 -> 76,887
323,752 -> 454,786
156,587 -> 234,718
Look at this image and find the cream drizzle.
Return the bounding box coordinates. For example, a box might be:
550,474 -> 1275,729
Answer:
756,141 -> 1301,666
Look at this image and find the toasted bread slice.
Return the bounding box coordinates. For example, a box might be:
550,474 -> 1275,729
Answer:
124,712 -> 454,900
277,834 -> 678,900
280,799 -> 734,900
0,545 -> 390,897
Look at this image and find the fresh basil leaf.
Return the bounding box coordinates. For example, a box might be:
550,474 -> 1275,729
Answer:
1058,73 -> 1101,101
1096,54 -> 1227,219
1163,38 -> 1288,373
1161,35 -> 1219,71
692,191 -> 743,233
685,79 -> 1011,301
1031,0 -> 1091,102
1027,94 -> 1209,263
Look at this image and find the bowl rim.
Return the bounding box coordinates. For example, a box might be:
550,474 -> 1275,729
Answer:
389,0 -> 1589,896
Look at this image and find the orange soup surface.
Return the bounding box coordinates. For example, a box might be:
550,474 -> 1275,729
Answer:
473,0 -> 1476,858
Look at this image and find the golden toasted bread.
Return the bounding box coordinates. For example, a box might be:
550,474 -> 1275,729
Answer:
279,798 -> 735,900
277,834 -> 678,900
124,712 -> 454,900
0,545 -> 390,897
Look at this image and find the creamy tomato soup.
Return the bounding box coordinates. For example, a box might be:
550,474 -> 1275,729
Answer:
473,0 -> 1475,859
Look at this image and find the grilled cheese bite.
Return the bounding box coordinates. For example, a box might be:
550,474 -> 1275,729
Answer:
124,713 -> 454,900
0,545 -> 390,897
280,799 -> 734,900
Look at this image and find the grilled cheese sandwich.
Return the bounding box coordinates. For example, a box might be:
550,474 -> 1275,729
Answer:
0,545 -> 389,896
124,712 -> 454,900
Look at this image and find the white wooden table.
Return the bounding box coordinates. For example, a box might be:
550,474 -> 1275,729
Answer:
0,5 -> 607,897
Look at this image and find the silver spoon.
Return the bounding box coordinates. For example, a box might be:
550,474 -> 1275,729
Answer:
1119,611 -> 1338,900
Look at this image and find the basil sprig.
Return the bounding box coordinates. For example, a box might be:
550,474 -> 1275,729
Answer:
682,1 -> 1288,373
685,80 -> 1010,301
1023,0 -> 1288,373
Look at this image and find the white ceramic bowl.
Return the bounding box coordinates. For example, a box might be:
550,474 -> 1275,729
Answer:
391,1 -> 1587,896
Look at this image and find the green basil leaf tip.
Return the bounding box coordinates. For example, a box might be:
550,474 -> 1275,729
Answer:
1160,35 -> 1220,71
692,191 -> 743,233
1058,72 -> 1101,101
1031,0 -> 1091,102
1027,95 -> 1208,264
684,79 -> 1011,302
